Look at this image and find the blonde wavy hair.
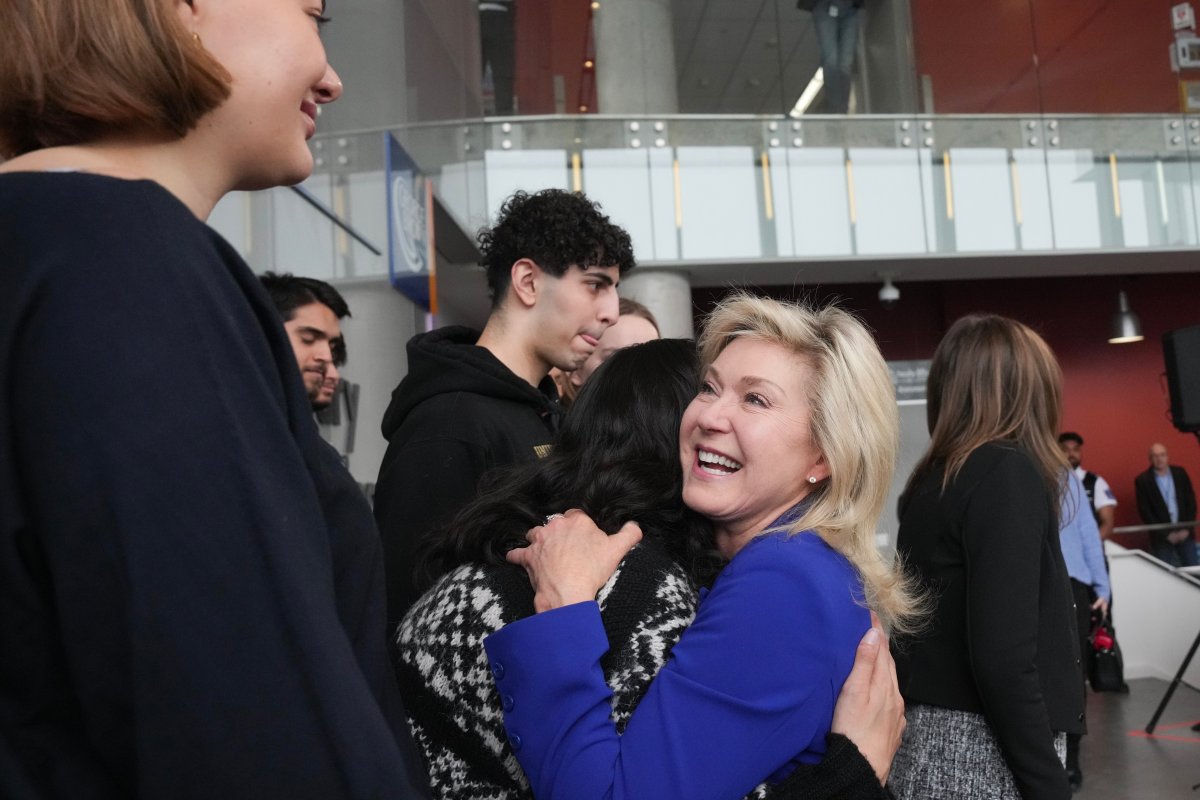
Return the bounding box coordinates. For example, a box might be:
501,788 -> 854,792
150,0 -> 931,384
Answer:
697,293 -> 924,635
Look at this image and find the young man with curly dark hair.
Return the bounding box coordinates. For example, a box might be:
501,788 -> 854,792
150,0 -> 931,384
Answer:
373,189 -> 636,628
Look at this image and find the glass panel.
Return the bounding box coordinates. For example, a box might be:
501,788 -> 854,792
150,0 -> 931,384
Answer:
581,149 -> 656,261
677,146 -> 762,260
208,192 -> 251,259
771,147 -> 854,257
482,150 -> 571,215
917,116 -> 1046,254
849,147 -> 927,255
1011,148 -> 1055,251
275,180 -> 338,276
1048,116 -> 1196,250
291,112 -> 1200,281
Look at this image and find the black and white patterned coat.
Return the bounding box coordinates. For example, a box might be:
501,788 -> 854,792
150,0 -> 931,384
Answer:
395,539 -> 700,799
395,541 -> 885,800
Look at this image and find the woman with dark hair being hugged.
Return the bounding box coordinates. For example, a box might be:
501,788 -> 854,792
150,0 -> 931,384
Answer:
397,339 -> 720,798
889,315 -> 1083,800
0,1 -> 430,797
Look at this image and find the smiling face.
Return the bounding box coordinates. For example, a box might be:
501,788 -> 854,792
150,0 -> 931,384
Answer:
283,301 -> 342,405
531,264 -> 622,373
679,337 -> 829,548
314,361 -> 340,410
184,0 -> 342,189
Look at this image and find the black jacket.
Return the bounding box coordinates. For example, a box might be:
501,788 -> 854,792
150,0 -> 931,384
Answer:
0,173 -> 430,799
374,326 -> 560,629
893,442 -> 1083,800
1134,465 -> 1197,547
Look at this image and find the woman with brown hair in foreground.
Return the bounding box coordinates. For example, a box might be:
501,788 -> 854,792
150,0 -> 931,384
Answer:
0,1 -> 428,796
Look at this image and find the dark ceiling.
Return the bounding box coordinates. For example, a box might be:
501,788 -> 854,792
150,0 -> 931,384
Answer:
672,0 -> 822,114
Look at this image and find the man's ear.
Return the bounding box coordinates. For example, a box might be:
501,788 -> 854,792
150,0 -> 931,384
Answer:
510,258 -> 540,309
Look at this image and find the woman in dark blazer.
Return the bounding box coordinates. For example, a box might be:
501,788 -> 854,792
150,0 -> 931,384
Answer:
889,315 -> 1084,800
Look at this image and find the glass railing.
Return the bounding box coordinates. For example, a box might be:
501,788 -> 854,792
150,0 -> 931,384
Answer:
218,114 -> 1200,284
207,135 -> 390,280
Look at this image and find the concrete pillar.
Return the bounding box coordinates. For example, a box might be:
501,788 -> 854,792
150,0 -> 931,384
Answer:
593,0 -> 679,114
621,269 -> 693,340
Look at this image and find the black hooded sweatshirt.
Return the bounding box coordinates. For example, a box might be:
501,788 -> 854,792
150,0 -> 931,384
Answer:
374,326 -> 560,631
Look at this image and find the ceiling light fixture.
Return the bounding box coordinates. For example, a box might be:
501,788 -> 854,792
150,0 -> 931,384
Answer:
789,68 -> 824,118
1108,290 -> 1144,344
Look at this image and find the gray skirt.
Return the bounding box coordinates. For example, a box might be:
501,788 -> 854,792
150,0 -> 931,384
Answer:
887,704 -> 1067,800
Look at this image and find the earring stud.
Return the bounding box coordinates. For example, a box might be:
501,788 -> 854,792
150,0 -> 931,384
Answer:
807,476 -> 817,484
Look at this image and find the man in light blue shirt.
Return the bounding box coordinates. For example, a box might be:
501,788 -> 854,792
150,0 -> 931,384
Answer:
1060,470 -> 1111,791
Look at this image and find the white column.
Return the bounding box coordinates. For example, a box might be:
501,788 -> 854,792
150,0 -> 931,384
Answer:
621,269 -> 693,340
593,0 -> 679,114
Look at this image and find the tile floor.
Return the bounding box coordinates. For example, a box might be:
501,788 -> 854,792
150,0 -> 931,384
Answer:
1075,677 -> 1200,798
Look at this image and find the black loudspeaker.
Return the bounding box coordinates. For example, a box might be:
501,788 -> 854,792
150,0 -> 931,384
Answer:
1163,325 -> 1200,432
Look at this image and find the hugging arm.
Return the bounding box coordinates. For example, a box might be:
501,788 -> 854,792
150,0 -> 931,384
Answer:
488,536 -> 865,800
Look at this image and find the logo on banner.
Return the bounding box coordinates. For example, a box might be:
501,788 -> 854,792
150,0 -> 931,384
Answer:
391,171 -> 429,274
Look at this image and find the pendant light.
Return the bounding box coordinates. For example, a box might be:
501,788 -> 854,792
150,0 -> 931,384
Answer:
1108,290 -> 1143,344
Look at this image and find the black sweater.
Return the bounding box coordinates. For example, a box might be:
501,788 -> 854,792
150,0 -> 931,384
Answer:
0,173 -> 429,799
894,442 -> 1083,800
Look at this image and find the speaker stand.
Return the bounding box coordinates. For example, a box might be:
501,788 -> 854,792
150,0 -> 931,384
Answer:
1145,624 -> 1200,734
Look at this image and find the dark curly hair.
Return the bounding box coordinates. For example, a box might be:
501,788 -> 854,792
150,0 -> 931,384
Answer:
418,338 -> 723,588
477,189 -> 636,308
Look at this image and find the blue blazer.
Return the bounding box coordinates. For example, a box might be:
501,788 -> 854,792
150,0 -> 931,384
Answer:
484,529 -> 870,800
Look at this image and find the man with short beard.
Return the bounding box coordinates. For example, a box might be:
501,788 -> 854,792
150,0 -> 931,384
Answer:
260,272 -> 350,413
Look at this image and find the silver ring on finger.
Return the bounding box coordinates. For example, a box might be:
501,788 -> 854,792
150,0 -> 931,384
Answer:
544,513 -> 565,525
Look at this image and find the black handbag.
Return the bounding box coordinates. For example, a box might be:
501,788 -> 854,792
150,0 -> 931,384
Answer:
1088,616 -> 1130,693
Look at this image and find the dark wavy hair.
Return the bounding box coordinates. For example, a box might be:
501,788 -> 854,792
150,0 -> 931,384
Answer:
419,338 -> 722,586
259,272 -> 351,322
477,189 -> 636,308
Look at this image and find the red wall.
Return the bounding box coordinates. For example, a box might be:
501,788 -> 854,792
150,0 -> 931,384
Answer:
912,0 -> 1180,113
513,1 -> 591,114
696,272 -> 1200,549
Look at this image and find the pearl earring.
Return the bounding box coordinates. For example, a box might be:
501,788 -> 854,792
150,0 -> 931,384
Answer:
807,476 -> 817,484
